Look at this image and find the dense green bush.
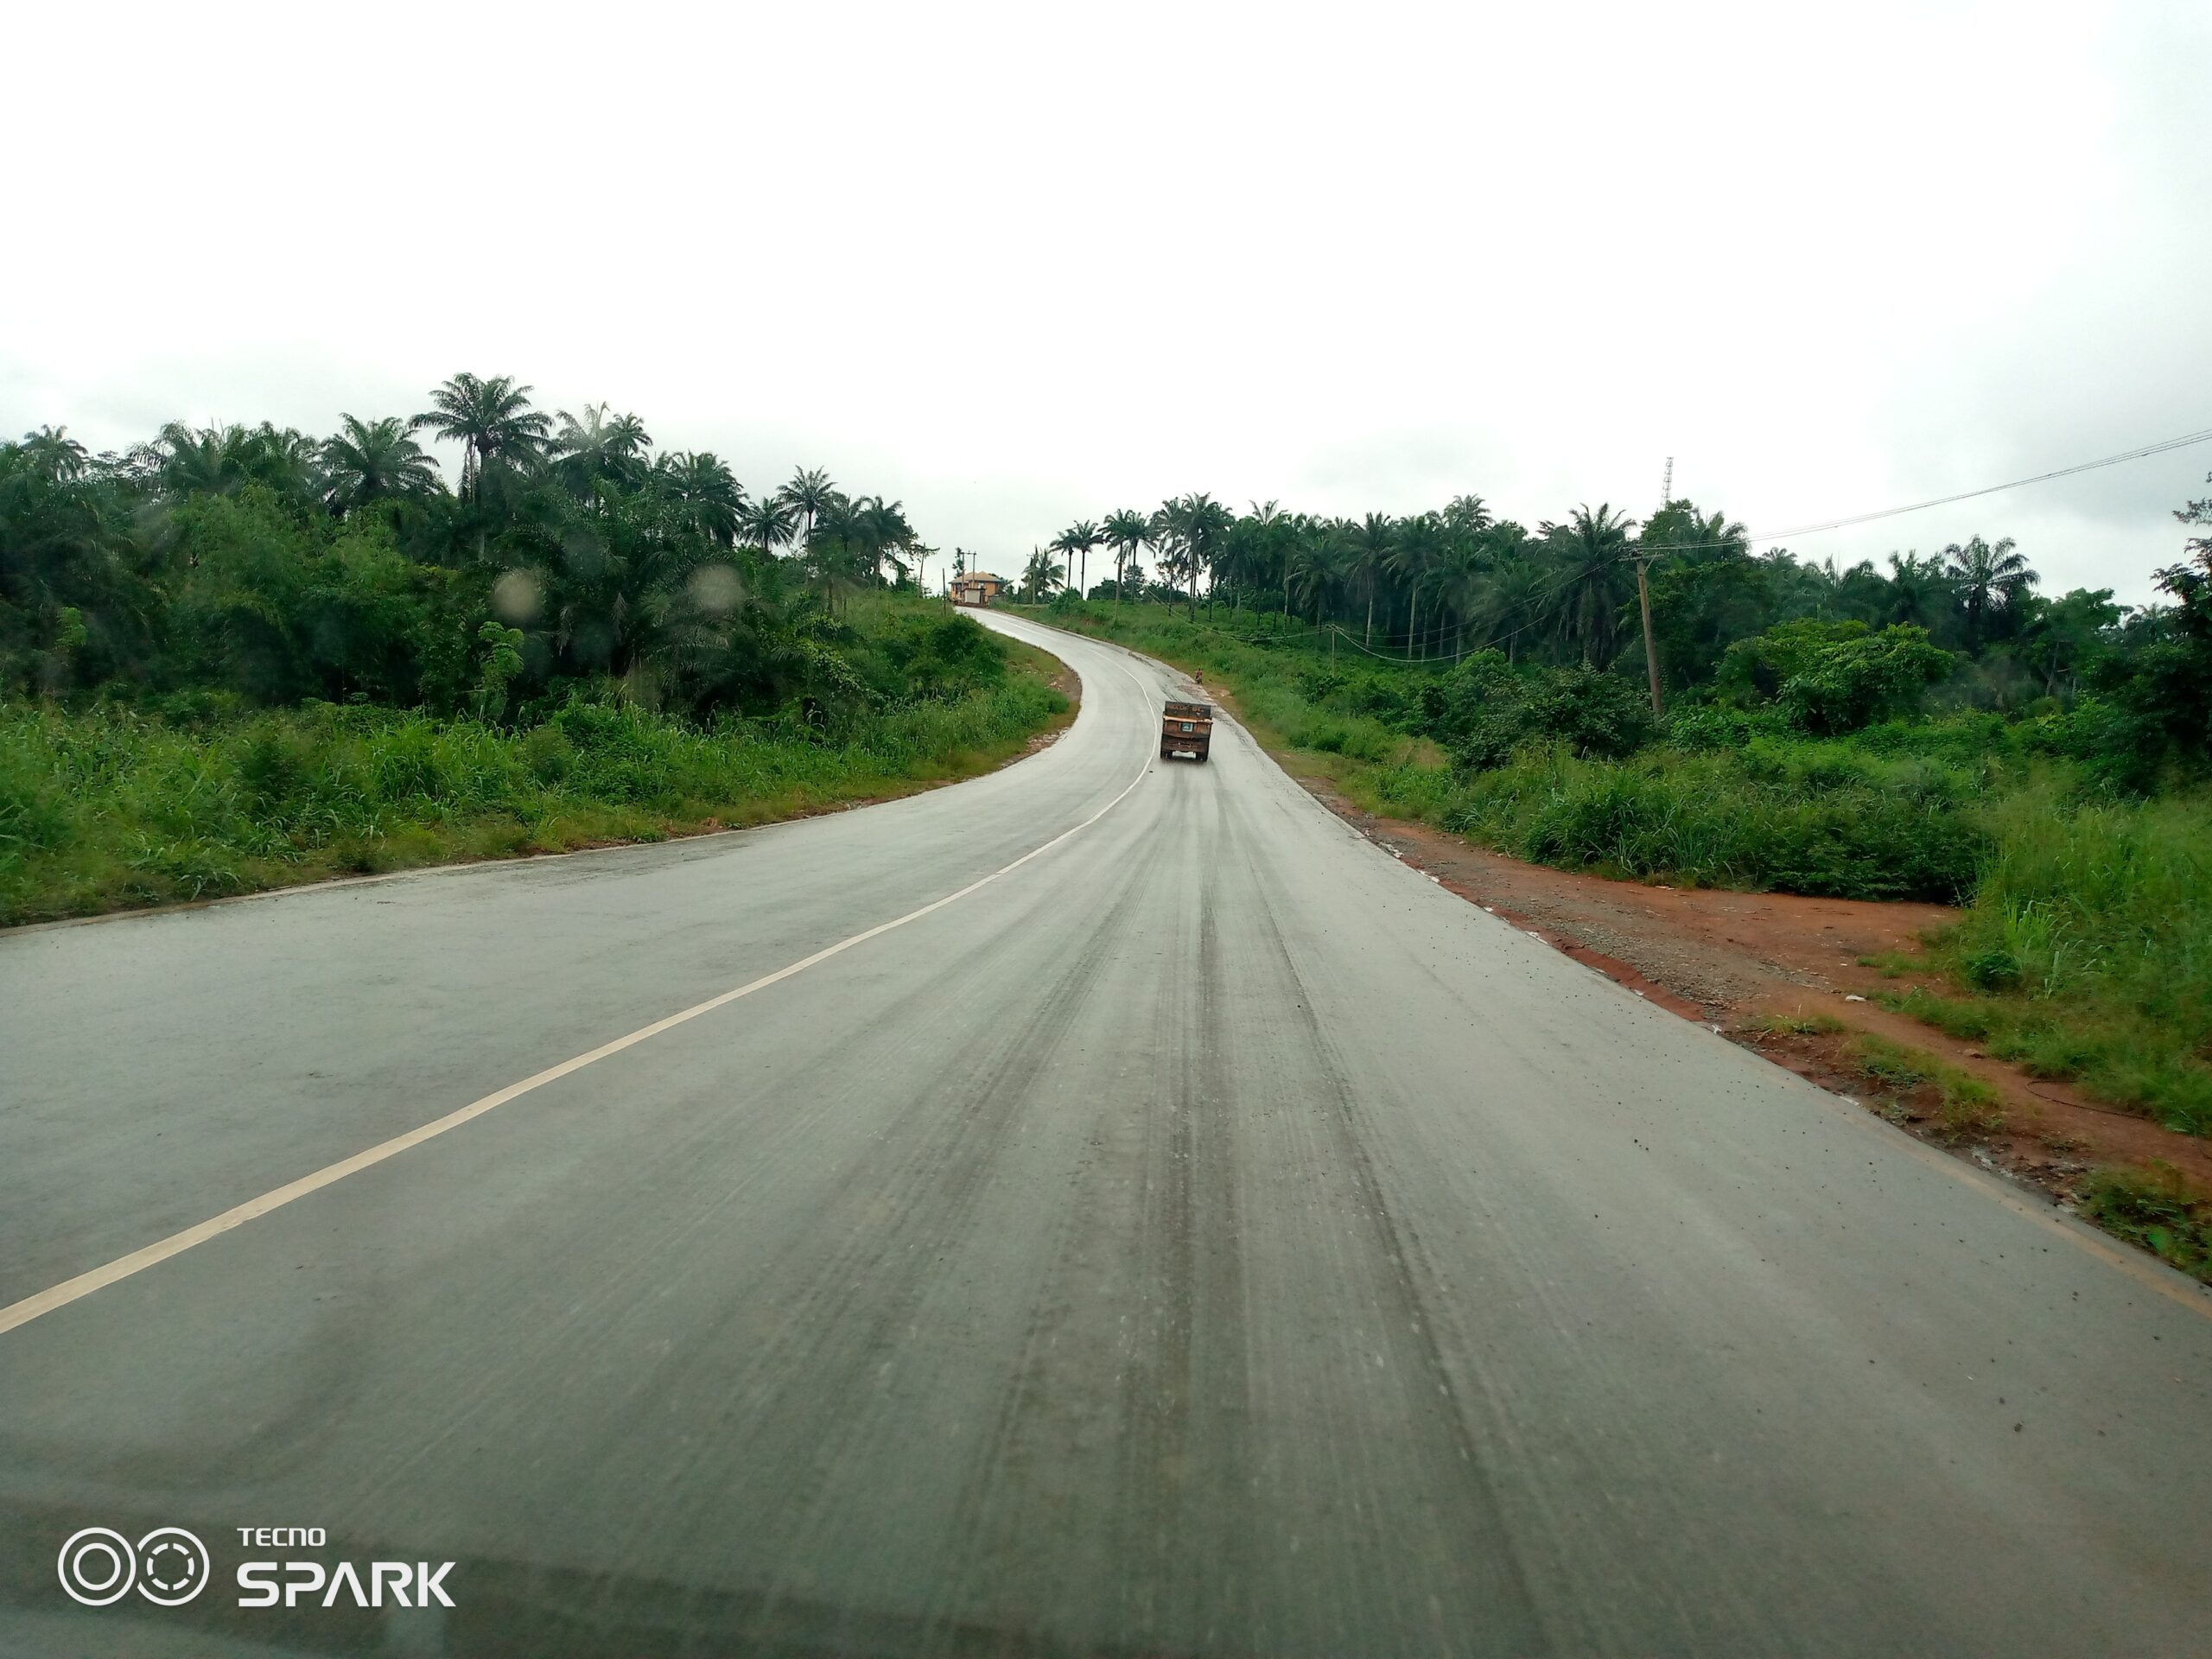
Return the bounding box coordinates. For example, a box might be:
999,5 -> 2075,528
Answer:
1414,744 -> 1985,901
1904,786 -> 2212,1132
1776,626 -> 1954,734
1714,618 -> 1955,734
2082,1165 -> 2212,1279
0,656 -> 1065,925
1430,652 -> 1656,767
1714,617 -> 1874,702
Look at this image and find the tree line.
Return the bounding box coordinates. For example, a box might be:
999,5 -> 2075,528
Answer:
1024,484 -> 2211,738
0,377 -> 976,723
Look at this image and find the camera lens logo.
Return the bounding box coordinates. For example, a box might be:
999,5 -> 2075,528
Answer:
58,1527 -> 210,1607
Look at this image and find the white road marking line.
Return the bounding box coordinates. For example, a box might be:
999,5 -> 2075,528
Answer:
0,753 -> 1153,1339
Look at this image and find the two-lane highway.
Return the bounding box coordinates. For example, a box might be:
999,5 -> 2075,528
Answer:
3,612 -> 2208,1656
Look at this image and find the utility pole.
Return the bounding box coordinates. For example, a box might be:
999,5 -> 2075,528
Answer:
1636,458 -> 1670,719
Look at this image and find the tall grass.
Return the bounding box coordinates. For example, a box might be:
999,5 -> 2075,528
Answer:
1897,787 -> 2212,1133
1390,743 -> 1986,901
0,671 -> 1065,925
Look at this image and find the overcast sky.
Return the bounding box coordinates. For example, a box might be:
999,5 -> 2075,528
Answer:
5,1 -> 2205,601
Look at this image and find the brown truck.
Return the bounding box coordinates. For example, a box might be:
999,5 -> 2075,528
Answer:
1160,699 -> 1213,763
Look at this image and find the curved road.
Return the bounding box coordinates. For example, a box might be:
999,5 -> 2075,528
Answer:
2,613 -> 2208,1656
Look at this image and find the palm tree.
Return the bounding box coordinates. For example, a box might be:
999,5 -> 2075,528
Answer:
1475,554 -> 1551,664
1427,535 -> 1492,660
855,495 -> 912,582
777,467 -> 837,553
246,423 -> 322,504
538,483 -> 716,692
149,423 -> 246,497
1883,551 -> 1955,632
18,426 -> 88,480
1180,493 -> 1233,619
141,422 -> 322,507
551,404 -> 652,499
1102,508 -> 1147,608
654,451 -> 746,545
739,495 -> 799,559
1021,547 -> 1065,601
908,541 -> 938,592
1442,493 -> 1494,539
321,415 -> 442,516
1052,520 -> 1103,599
1348,512 -> 1395,645
1644,503 -> 1747,562
1287,527 -> 1351,626
1943,534 -> 2037,651
1542,503 -> 1638,664
414,373 -> 551,503
1146,503 -> 1186,608
1387,512 -> 1445,658
805,491 -> 860,607
1233,500 -> 1291,620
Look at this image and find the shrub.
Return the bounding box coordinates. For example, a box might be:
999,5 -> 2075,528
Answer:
1434,744 -> 1985,901
1438,657 -> 1655,769
2082,1165 -> 2212,1281
0,617 -> 1066,925
1775,626 -> 1955,734
1715,617 -> 1870,702
1924,786 -> 2212,1133
1662,702 -> 1788,750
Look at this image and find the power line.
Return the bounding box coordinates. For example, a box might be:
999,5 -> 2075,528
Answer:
1454,423 -> 2212,658
1745,426 -> 2212,544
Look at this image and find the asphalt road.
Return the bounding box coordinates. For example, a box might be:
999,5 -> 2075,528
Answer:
2,611 -> 2209,1657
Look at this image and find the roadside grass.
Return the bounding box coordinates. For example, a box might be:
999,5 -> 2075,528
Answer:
1740,1012 -> 1847,1038
2081,1164 -> 2212,1282
0,639 -> 1067,926
1025,598 -> 2212,1136
1847,1033 -> 2005,1143
1747,1020 -> 2007,1144
1915,790 -> 2212,1136
1401,744 -> 1985,902
1734,1014 -> 2002,1141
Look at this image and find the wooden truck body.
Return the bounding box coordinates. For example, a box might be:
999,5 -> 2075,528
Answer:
1160,699 -> 1213,762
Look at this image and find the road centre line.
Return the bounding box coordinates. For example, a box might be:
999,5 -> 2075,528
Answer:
0,746 -> 1153,1339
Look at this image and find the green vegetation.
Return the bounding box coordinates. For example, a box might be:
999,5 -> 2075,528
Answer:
1,385 -> 1063,923
1846,1033 -> 2005,1143
1737,1015 -> 2001,1142
2081,1164 -> 2212,1282
1016,456 -> 2212,1135
1878,789 -> 2212,1134
1741,1012 -> 1848,1038
0,659 -> 1060,925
